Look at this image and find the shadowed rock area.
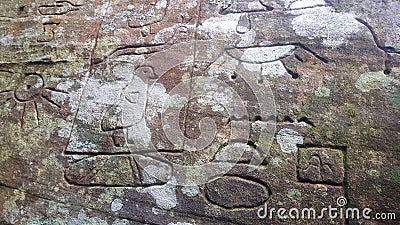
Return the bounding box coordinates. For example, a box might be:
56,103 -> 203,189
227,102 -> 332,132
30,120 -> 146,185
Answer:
0,0 -> 399,224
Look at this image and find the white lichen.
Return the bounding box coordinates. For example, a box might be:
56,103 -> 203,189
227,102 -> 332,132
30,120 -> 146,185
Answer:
0,35 -> 13,46
288,0 -> 326,9
170,0 -> 197,9
271,157 -> 283,166
291,7 -> 363,48
3,200 -> 19,224
315,86 -> 331,97
141,178 -> 178,210
237,29 -> 257,47
355,71 -> 395,92
240,46 -> 296,63
242,62 -> 262,72
111,198 -> 123,212
181,185 -> 200,197
215,142 -> 250,162
196,89 -> 233,112
126,119 -> 151,148
155,0 -> 167,9
276,128 -> 304,153
199,13 -> 242,38
142,165 -> 171,185
261,61 -> 288,77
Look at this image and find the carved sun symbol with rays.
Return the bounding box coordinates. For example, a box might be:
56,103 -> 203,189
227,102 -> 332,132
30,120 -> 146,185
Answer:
0,71 -> 68,127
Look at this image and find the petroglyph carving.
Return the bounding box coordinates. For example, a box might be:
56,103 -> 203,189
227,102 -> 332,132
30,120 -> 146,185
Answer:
127,1 -> 169,28
218,0 -> 274,14
37,1 -> 80,42
205,175 -> 270,208
37,24 -> 58,42
38,1 -> 81,15
65,155 -> 141,187
65,154 -> 173,187
0,71 -> 69,127
297,147 -> 345,185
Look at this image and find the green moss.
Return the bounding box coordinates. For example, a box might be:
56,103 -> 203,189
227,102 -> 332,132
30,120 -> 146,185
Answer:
23,210 -> 109,225
388,94 -> 400,108
315,87 -> 331,98
287,189 -> 302,201
390,167 -> 400,183
344,103 -> 357,118
367,169 -> 380,177
98,188 -> 124,204
42,153 -> 64,172
3,200 -> 19,224
355,71 -> 392,92
0,146 -> 12,164
305,125 -> 346,145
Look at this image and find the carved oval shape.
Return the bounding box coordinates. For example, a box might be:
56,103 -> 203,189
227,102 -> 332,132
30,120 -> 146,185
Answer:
205,176 -> 269,208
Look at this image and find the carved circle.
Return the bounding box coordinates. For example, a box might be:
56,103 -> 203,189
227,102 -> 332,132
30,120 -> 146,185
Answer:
14,74 -> 44,102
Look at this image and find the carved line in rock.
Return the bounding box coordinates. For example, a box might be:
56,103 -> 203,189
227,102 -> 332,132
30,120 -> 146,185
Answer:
37,23 -> 59,43
65,40 -> 277,186
124,0 -> 194,45
225,43 -> 329,64
218,0 -> 275,14
64,155 -> 143,187
218,0 -> 332,14
64,152 -> 176,187
92,44 -> 165,65
277,115 -> 316,127
100,101 -> 270,167
355,17 -> 400,55
204,175 -> 271,209
283,0 -> 331,11
38,1 -> 82,16
64,75 -> 265,186
64,64 -> 164,187
91,24 -> 192,64
127,0 -> 170,29
212,140 -> 270,165
225,43 -> 328,79
296,144 -> 347,186
0,71 -> 69,127
37,1 -> 81,42
64,60 -> 165,158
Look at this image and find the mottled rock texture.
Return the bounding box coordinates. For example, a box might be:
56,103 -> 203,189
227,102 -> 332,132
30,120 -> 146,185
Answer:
0,0 -> 399,225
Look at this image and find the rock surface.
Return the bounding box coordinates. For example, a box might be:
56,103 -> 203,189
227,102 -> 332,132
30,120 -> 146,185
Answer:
0,0 -> 399,224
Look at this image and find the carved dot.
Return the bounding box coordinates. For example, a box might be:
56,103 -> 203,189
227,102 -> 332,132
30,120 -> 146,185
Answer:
14,74 -> 44,102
